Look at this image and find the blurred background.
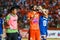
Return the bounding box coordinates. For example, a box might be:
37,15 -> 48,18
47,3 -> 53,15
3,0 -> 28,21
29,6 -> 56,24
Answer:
0,0 -> 60,28
0,0 -> 60,40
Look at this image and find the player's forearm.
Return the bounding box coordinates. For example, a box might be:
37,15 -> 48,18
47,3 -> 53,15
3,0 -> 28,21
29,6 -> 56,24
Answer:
2,20 -> 6,33
27,18 -> 30,23
6,20 -> 10,26
3,24 -> 5,29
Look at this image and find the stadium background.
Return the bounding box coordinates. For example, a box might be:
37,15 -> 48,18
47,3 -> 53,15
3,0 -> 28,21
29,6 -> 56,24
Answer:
0,0 -> 60,40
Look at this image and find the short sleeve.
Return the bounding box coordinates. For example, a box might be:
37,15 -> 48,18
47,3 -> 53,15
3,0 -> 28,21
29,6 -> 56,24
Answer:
5,14 -> 10,21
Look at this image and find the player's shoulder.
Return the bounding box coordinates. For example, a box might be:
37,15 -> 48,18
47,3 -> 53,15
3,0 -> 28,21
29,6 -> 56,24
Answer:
40,16 -> 43,18
39,16 -> 43,21
0,18 -> 2,21
43,16 -> 48,20
6,14 -> 11,17
16,15 -> 18,18
6,14 -> 11,19
27,11 -> 32,16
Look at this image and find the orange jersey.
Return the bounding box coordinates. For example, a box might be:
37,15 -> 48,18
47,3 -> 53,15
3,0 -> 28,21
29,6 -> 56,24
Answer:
27,11 -> 40,30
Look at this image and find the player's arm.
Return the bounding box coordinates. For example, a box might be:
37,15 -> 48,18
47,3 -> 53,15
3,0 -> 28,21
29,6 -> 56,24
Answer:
2,19 -> 7,38
27,12 -> 35,22
5,14 -> 10,28
17,15 -> 20,30
2,19 -> 5,33
27,12 -> 31,23
2,19 -> 5,29
42,9 -> 48,18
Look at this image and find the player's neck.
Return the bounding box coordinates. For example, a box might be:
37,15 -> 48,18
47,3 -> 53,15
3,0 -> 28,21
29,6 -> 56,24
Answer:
33,11 -> 36,13
11,13 -> 16,16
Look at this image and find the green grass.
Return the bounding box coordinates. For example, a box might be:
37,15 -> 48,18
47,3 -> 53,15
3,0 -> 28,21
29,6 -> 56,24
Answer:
47,38 -> 60,40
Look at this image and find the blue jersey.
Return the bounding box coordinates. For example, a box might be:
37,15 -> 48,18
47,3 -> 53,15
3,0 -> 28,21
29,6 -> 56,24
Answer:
39,16 -> 48,35
0,18 -> 4,34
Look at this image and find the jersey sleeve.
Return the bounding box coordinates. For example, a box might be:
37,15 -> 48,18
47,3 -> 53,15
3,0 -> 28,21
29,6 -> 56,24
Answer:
5,14 -> 10,21
27,12 -> 31,20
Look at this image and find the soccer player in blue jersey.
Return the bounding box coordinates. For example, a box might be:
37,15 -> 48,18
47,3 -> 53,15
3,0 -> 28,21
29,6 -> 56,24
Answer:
39,9 -> 49,40
0,14 -> 4,40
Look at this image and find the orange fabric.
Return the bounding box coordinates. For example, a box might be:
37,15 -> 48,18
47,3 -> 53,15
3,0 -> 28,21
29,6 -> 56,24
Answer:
30,29 -> 41,40
27,11 -> 40,30
28,11 -> 41,40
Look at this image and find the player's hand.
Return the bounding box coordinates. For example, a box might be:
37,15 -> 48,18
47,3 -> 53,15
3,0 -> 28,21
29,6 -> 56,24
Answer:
37,6 -> 43,10
42,9 -> 48,14
37,6 -> 43,13
2,29 -> 6,38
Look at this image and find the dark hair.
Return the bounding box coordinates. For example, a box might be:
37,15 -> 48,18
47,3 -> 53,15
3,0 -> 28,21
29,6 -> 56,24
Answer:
0,14 -> 2,17
10,6 -> 20,12
29,5 -> 34,10
10,7 -> 17,12
29,5 -> 37,10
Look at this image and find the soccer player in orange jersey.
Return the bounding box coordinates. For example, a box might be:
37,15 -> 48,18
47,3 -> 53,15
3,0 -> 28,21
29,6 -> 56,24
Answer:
27,5 -> 41,40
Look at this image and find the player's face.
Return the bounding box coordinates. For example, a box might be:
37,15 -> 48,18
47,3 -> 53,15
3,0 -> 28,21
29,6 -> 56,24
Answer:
12,9 -> 17,14
37,6 -> 43,12
38,6 -> 43,10
43,9 -> 48,16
